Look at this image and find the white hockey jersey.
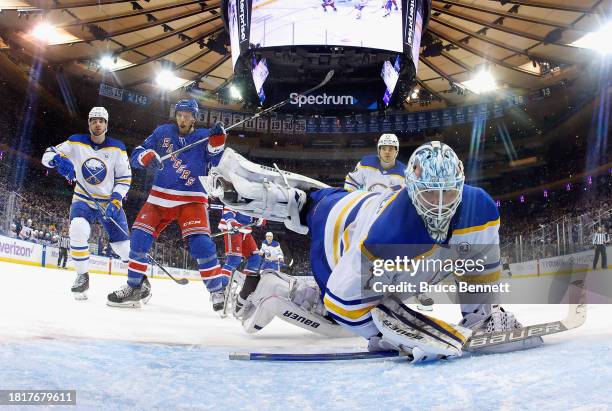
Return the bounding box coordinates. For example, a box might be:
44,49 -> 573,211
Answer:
260,240 -> 284,262
344,154 -> 406,193
42,133 -> 132,208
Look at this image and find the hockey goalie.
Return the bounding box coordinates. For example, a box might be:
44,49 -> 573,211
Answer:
201,141 -> 543,361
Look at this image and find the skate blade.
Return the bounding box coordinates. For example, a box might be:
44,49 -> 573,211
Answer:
73,292 -> 88,301
416,304 -> 433,312
141,294 -> 152,305
106,300 -> 142,308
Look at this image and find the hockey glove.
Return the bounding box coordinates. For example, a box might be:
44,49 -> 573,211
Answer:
105,192 -> 123,221
137,149 -> 161,169
255,218 -> 265,227
52,154 -> 75,181
208,121 -> 227,153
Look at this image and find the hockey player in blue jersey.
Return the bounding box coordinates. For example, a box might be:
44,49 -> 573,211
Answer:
202,142 -> 543,358
42,107 -> 140,300
107,99 -> 227,310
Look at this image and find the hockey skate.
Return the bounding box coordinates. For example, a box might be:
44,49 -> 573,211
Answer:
107,283 -> 145,308
140,275 -> 152,304
211,289 -> 226,312
71,273 -> 89,300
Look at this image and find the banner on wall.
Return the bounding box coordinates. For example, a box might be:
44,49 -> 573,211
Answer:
167,92 -> 541,134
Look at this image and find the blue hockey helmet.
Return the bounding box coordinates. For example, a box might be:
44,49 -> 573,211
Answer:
175,99 -> 199,116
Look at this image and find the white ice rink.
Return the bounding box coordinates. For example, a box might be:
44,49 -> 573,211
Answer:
1,261 -> 611,410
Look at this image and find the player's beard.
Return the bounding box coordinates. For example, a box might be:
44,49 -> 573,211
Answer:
178,121 -> 194,135
90,126 -> 106,140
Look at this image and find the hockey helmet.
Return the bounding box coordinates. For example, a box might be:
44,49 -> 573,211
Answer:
175,99 -> 199,116
377,133 -> 399,150
88,107 -> 109,134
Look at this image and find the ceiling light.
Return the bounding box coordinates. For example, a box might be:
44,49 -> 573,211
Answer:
571,22 -> 612,55
155,70 -> 191,91
461,70 -> 497,94
229,85 -> 242,100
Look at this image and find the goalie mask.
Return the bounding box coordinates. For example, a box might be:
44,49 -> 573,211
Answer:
405,141 -> 464,242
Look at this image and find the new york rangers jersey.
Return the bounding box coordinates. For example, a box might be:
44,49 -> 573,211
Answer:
132,123 -> 224,208
219,207 -> 255,234
42,134 -> 131,207
261,240 -> 284,262
306,185 -> 500,338
344,154 -> 406,192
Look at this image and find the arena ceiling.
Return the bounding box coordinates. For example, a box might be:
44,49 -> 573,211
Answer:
0,0 -> 610,107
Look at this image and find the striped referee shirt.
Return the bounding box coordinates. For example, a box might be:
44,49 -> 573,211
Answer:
58,235 -> 70,249
593,232 -> 609,245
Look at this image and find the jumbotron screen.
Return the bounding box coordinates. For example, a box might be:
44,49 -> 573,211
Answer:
226,0 -> 428,69
249,0 -> 404,52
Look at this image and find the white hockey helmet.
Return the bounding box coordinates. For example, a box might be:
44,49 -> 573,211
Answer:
405,141 -> 465,242
265,231 -> 273,239
88,106 -> 109,134
88,106 -> 109,122
377,133 -> 399,150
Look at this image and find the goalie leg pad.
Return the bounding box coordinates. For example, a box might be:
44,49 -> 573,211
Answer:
242,271 -> 351,337
372,298 -> 472,359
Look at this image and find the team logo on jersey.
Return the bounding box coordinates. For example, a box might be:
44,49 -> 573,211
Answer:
81,157 -> 107,185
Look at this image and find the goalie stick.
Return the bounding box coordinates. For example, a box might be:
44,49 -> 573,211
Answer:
159,70 -> 335,164
229,279 -> 587,361
73,180 -> 189,285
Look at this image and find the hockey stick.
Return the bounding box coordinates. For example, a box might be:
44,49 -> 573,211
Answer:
229,351 -> 403,361
73,180 -> 189,285
229,279 -> 588,362
159,70 -> 335,163
211,221 -> 258,238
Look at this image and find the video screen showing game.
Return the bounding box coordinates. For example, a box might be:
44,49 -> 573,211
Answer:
249,0 -> 403,52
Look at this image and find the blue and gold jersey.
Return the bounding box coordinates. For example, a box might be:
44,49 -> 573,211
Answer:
344,154 -> 406,193
42,134 -> 131,208
307,185 -> 500,338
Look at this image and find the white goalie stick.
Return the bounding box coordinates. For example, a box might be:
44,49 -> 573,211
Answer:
229,278 -> 588,361
159,70 -> 335,164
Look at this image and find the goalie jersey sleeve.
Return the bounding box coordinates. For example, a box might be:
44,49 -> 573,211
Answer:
42,134 -> 131,207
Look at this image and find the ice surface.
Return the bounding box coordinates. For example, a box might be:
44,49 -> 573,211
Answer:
0,262 -> 611,410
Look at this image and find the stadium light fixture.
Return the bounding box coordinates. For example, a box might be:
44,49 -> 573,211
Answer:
31,22 -> 57,42
30,21 -> 79,45
99,56 -> 115,71
571,22 -> 612,54
98,55 -> 133,72
410,89 -> 419,99
155,69 -> 191,91
461,69 -> 497,94
229,85 -> 242,100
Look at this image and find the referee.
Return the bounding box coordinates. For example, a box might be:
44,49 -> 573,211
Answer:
57,229 -> 70,269
592,225 -> 609,269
